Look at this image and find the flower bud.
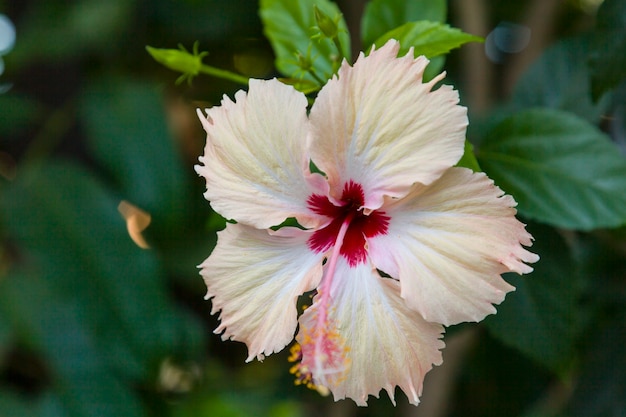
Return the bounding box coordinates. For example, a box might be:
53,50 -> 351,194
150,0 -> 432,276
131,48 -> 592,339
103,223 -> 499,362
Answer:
146,44 -> 207,77
314,5 -> 339,39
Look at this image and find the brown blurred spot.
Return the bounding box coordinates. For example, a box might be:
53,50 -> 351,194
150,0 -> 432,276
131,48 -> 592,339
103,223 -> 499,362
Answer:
117,200 -> 151,249
164,94 -> 206,164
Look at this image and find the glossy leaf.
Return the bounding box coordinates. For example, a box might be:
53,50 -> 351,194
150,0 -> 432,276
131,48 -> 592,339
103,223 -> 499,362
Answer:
478,108 -> 626,230
373,21 -> 482,59
260,0 -> 350,84
512,35 -> 612,124
361,0 -> 446,49
485,224 -> 581,373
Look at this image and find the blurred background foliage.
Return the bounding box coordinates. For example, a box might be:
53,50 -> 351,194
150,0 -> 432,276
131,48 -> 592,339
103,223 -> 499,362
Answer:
1,0 -> 625,416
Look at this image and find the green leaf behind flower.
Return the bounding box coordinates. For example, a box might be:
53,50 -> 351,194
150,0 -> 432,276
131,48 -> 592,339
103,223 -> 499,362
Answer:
511,35 -> 612,125
455,140 -> 481,172
477,108 -> 626,230
260,0 -> 350,86
485,223 -> 582,374
361,0 -> 446,49
373,21 -> 482,59
372,20 -> 481,79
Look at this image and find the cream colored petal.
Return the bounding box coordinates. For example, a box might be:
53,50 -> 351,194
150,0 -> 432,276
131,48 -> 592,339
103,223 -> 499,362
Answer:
369,167 -> 539,326
200,223 -> 323,361
308,40 -> 467,210
297,259 -> 444,406
195,78 -> 324,229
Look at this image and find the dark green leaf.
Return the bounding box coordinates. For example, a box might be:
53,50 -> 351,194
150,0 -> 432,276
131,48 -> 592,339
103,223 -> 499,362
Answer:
361,0 -> 446,49
0,391 -> 66,417
0,307 -> 10,355
80,77 -> 189,228
612,85 -> 626,154
10,0 -> 133,66
2,161 -> 187,380
459,331 -> 553,417
485,224 -> 581,373
373,21 -> 482,59
171,395 -> 251,417
455,140 -> 481,172
478,108 -> 626,230
0,270 -> 144,417
0,392 -> 36,417
0,94 -> 43,138
260,0 -> 350,84
512,35 -> 612,124
567,313 -> 626,417
590,0 -> 626,100
527,175 -> 626,417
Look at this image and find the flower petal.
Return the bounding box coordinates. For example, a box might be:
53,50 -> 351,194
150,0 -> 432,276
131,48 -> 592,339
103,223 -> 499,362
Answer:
308,40 -> 467,210
200,223 -> 324,361
195,78 -> 324,229
297,258 -> 444,406
368,167 -> 539,326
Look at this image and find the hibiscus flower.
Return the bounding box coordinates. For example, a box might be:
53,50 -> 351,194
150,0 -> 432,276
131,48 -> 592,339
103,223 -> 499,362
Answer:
195,40 -> 538,406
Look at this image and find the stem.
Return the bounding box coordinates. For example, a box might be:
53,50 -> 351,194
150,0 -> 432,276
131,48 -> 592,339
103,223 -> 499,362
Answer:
332,36 -> 345,61
331,37 -> 344,74
307,67 -> 326,86
198,64 -> 249,86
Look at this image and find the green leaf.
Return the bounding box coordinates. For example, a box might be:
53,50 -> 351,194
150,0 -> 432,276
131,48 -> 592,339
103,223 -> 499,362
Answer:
485,224 -> 581,373
260,0 -> 350,84
0,269 -> 145,417
361,0 -> 446,49
373,21 -> 482,59
171,395 -> 251,417
477,108 -> 626,230
0,94 -> 43,138
0,392 -> 36,417
0,304 -> 11,355
566,313 -> 626,416
0,392 -> 66,417
10,0 -> 133,66
1,161 -> 191,381
512,35 -> 612,124
562,230 -> 626,416
455,140 -> 481,172
80,77 -> 189,228
589,0 -> 626,100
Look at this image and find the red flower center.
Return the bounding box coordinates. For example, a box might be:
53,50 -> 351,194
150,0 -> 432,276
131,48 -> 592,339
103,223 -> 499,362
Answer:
307,180 -> 390,266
